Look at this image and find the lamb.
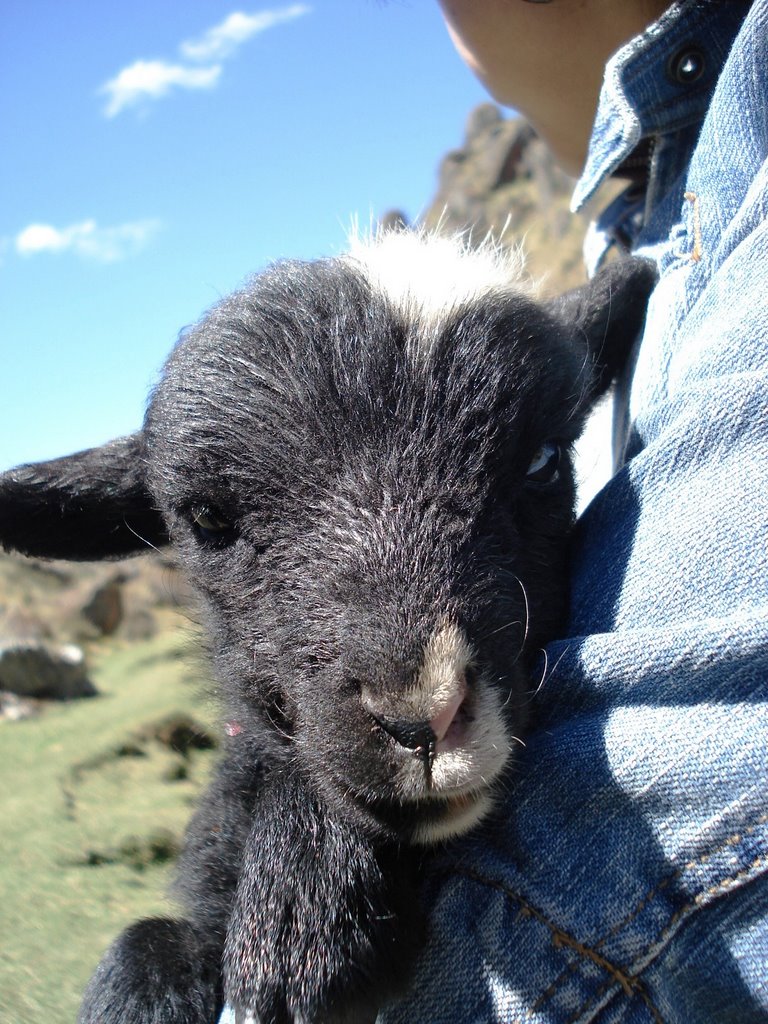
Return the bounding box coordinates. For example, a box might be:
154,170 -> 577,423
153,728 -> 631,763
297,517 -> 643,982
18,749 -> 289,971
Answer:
0,230 -> 655,1024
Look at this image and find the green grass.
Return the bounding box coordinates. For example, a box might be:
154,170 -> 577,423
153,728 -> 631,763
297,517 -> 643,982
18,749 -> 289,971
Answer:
0,624 -> 220,1024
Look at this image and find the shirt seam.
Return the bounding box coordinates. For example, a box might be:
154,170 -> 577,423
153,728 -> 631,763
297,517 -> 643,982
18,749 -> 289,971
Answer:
444,812 -> 768,1022
449,865 -> 664,1024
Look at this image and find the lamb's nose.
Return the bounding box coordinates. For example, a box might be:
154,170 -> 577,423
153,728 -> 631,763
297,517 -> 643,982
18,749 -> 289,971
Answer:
360,677 -> 469,764
372,716 -> 436,763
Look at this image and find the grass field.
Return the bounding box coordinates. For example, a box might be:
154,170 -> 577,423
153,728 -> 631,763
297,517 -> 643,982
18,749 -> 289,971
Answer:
0,621 -> 220,1023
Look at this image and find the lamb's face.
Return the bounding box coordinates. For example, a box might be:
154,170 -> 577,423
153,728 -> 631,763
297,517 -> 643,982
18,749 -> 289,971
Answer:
144,236 -> 592,844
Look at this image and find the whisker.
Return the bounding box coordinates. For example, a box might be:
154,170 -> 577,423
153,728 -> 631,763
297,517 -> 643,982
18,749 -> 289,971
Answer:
529,643 -> 571,699
478,618 -> 523,642
122,516 -> 163,554
513,575 -> 531,652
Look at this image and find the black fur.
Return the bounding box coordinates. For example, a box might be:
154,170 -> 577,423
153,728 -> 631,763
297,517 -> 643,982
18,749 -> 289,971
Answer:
0,240 -> 655,1024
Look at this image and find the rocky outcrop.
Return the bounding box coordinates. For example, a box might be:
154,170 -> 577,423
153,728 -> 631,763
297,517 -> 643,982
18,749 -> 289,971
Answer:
0,642 -> 97,700
415,104 -> 599,294
0,549 -> 198,651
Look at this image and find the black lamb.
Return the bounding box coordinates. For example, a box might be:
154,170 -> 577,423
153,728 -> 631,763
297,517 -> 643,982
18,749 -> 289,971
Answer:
0,231 -> 655,1024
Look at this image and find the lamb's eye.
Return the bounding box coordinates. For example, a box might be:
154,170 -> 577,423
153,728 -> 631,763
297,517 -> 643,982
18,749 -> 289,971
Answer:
191,507 -> 236,546
526,442 -> 561,484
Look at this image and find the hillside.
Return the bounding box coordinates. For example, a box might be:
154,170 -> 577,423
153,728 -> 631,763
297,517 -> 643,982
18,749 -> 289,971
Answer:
422,103 -> 590,292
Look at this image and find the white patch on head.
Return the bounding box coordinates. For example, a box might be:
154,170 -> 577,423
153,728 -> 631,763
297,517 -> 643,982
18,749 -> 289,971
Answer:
344,227 -> 529,357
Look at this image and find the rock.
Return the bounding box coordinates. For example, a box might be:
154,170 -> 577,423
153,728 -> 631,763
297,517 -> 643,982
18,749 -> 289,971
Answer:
141,713 -> 218,757
0,690 -> 40,722
465,102 -> 503,140
416,103 -> 605,294
429,110 -> 539,220
81,576 -> 125,635
378,209 -> 410,232
0,642 -> 97,700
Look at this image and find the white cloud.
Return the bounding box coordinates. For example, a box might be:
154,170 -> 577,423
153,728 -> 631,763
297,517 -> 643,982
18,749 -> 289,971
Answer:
100,6 -> 311,117
100,60 -> 221,118
180,5 -> 311,62
15,219 -> 161,263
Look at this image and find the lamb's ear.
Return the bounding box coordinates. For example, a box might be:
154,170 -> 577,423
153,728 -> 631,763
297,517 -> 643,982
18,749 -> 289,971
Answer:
547,256 -> 657,399
0,434 -> 169,561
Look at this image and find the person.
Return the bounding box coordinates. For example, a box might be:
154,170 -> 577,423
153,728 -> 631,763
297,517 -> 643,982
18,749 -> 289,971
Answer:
377,0 -> 768,1020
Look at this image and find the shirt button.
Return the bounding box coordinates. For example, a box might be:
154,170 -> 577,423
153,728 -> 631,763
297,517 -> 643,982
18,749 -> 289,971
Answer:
668,47 -> 706,84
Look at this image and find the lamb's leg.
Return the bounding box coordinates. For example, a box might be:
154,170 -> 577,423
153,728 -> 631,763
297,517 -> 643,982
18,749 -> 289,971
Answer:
78,917 -> 223,1024
223,773 -> 423,1024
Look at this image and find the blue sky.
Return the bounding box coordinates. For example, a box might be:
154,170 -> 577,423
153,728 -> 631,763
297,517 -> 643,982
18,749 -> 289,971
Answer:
0,0 -> 493,471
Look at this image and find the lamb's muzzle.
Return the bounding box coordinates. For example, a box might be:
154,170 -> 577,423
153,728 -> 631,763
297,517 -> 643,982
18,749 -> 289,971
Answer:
363,673 -> 470,773
362,662 -> 468,744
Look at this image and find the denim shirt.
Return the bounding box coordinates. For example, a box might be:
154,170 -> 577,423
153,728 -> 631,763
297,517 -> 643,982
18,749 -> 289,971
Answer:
378,1 -> 768,1021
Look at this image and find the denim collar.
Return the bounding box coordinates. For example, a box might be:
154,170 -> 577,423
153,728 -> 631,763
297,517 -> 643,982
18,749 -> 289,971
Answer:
572,0 -> 752,214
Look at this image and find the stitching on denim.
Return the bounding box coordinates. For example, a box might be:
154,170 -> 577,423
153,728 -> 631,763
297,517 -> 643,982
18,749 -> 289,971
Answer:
681,812 -> 768,874
520,962 -> 665,1024
683,191 -> 703,261
565,973 -> 664,1024
448,815 -> 768,1023
565,826 -> 768,1022
593,877 -> 677,954
583,812 -> 768,965
451,868 -> 663,1024
570,849 -> 768,1024
523,961 -> 579,1021
660,849 -> 768,941
522,877 -> 678,1022
563,815 -> 768,1020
